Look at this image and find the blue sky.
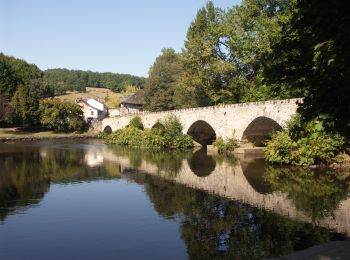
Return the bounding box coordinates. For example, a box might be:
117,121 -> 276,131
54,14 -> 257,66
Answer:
0,0 -> 241,77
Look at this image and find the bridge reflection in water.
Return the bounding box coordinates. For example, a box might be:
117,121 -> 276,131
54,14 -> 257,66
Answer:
2,141 -> 349,259
100,146 -> 350,236
0,141 -> 349,237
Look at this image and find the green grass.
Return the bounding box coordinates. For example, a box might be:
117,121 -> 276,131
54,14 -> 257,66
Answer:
0,128 -> 96,139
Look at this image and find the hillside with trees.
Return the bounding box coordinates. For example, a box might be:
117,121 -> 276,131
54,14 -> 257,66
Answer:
44,68 -> 146,95
0,53 -> 145,129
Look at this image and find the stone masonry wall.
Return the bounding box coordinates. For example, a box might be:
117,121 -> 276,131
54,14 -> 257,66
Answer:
101,98 -> 303,141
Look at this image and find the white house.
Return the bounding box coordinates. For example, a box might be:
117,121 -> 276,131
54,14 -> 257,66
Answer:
76,98 -> 108,121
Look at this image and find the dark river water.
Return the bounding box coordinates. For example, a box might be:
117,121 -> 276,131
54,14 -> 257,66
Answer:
0,140 -> 349,259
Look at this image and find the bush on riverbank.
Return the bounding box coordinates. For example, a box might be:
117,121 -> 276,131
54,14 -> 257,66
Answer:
265,116 -> 346,166
102,115 -> 193,151
40,99 -> 87,132
128,116 -> 144,129
213,135 -> 239,154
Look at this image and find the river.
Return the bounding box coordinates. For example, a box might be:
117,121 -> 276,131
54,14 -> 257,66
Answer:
0,140 -> 349,259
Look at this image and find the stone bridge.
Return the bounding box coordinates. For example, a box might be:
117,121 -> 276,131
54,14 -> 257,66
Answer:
100,98 -> 303,146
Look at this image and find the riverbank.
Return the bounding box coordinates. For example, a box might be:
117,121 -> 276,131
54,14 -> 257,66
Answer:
0,128 -> 97,143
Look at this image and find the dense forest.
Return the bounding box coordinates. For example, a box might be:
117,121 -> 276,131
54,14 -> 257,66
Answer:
44,68 -> 146,95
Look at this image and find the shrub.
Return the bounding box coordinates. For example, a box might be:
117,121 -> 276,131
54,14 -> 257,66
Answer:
213,135 -> 239,154
128,116 -> 144,129
213,137 -> 225,153
40,99 -> 87,132
163,115 -> 183,138
295,132 -> 345,165
144,130 -> 167,151
106,127 -> 144,147
104,115 -> 193,151
97,131 -> 108,139
264,117 -> 346,166
264,131 -> 296,164
172,134 -> 194,150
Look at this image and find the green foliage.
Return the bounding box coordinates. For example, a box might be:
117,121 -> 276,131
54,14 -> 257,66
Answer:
213,135 -> 239,154
128,116 -> 144,130
44,68 -> 146,95
0,93 -> 12,123
265,167 -> 350,221
265,0 -> 350,137
144,48 -> 182,111
264,131 -> 296,164
0,53 -> 51,126
11,82 -> 42,126
102,115 -> 193,151
176,0 -> 298,108
265,117 -> 345,166
97,131 -> 108,139
137,168 -> 339,259
0,53 -> 44,100
105,127 -> 145,147
39,99 -> 87,132
162,115 -> 183,137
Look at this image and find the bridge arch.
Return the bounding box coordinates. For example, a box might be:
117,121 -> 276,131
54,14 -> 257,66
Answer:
187,120 -> 216,146
241,116 -> 282,146
103,125 -> 112,134
151,121 -> 165,130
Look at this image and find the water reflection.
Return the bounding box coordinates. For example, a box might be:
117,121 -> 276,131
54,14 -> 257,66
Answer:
188,148 -> 216,177
265,167 -> 350,222
103,144 -> 350,235
0,142 -> 121,221
131,173 -> 344,259
240,156 -> 272,194
0,141 -> 349,259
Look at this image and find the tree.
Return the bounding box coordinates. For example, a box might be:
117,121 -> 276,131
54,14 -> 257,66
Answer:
265,0 -> 350,137
39,99 -> 86,132
11,81 -> 42,126
144,48 -> 182,111
0,92 -> 12,123
225,0 -> 300,101
179,1 -> 233,107
0,52 -> 44,101
178,0 -> 297,107
44,68 -> 146,95
0,55 -> 20,99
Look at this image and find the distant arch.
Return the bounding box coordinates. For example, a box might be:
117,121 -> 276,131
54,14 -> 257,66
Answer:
241,117 -> 282,146
151,122 -> 165,130
187,120 -> 216,146
188,149 -> 216,177
103,125 -> 112,134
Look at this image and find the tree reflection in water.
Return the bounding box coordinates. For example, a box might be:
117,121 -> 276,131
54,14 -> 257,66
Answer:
1,142 -> 349,259
264,166 -> 350,222
107,145 -> 191,177
130,173 -> 346,259
0,144 -> 121,222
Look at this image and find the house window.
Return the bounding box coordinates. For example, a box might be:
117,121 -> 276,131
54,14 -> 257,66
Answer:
91,110 -> 94,115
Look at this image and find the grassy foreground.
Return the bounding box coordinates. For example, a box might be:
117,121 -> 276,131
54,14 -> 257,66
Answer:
0,128 -> 96,141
